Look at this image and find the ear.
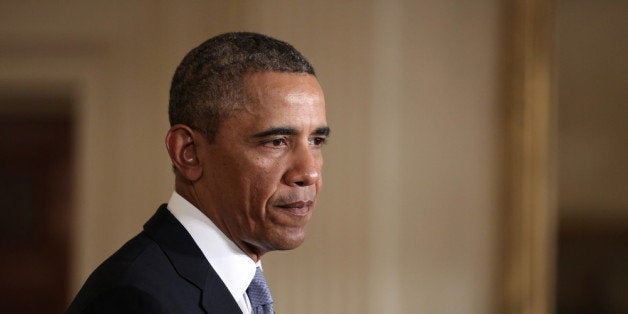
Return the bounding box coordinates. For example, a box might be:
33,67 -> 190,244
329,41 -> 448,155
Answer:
165,124 -> 203,181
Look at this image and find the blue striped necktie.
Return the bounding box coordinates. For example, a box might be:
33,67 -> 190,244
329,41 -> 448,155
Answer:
246,267 -> 274,314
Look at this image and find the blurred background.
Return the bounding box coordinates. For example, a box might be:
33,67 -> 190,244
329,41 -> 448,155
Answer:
0,0 -> 626,313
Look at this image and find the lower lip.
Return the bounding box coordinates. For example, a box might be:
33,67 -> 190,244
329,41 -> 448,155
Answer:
276,204 -> 311,216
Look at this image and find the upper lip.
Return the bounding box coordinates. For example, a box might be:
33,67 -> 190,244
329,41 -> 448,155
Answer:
277,200 -> 313,208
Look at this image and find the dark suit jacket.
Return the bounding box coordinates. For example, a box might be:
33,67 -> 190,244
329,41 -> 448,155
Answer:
66,205 -> 243,314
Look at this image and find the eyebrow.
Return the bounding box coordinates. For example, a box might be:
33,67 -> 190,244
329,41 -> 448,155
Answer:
252,126 -> 331,138
314,126 -> 331,136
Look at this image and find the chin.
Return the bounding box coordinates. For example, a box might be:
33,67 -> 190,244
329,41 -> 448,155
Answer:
268,228 -> 308,251
274,239 -> 306,251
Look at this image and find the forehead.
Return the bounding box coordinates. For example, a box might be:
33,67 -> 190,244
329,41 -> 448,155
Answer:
244,72 -> 324,105
237,72 -> 326,125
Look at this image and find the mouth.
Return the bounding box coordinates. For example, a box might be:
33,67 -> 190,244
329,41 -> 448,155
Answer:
275,200 -> 314,216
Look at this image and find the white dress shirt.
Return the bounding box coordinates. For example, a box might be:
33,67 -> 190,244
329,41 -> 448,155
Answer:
167,192 -> 258,314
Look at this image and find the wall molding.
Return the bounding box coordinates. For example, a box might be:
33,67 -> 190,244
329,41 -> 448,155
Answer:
500,1 -> 557,313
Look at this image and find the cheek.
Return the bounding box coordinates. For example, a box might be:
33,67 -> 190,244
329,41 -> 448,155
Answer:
246,159 -> 285,202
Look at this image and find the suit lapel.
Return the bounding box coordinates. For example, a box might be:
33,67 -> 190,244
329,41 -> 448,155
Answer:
143,205 -> 241,313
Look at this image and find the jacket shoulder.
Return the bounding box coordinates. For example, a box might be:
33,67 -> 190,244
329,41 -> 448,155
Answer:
67,232 -> 203,313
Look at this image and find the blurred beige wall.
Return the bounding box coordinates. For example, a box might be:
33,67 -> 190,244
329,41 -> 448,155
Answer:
556,0 -> 628,225
1,1 -> 502,313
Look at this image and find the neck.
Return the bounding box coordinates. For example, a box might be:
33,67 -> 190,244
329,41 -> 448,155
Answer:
174,178 -> 265,262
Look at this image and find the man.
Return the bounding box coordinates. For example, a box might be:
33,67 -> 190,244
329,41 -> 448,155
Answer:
67,32 -> 329,314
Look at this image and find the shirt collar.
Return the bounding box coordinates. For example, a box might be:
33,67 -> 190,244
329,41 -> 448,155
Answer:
166,191 -> 257,304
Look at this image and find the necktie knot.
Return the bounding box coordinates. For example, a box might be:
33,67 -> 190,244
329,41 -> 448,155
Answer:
246,267 -> 274,314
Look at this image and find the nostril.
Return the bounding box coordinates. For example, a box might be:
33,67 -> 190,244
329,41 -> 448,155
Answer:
284,167 -> 320,187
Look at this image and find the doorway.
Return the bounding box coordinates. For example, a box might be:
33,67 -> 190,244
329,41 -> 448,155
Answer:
0,94 -> 74,313
555,0 -> 628,313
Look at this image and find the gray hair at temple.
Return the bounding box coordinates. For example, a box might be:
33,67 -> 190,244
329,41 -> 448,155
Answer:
168,32 -> 316,142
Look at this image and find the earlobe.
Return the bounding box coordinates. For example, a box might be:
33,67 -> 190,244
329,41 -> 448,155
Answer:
165,125 -> 203,181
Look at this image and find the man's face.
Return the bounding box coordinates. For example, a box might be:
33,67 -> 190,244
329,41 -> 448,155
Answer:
194,72 -> 328,258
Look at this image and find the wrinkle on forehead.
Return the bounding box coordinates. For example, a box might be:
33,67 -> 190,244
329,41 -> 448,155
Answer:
285,92 -> 322,106
240,72 -> 324,116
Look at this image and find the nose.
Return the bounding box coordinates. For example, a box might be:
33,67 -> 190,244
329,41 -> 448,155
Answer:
283,145 -> 321,187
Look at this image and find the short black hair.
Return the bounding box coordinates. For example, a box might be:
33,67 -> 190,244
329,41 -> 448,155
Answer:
168,32 -> 316,141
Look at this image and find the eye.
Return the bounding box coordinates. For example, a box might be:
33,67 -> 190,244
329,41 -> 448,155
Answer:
310,137 -> 327,146
264,138 -> 288,148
